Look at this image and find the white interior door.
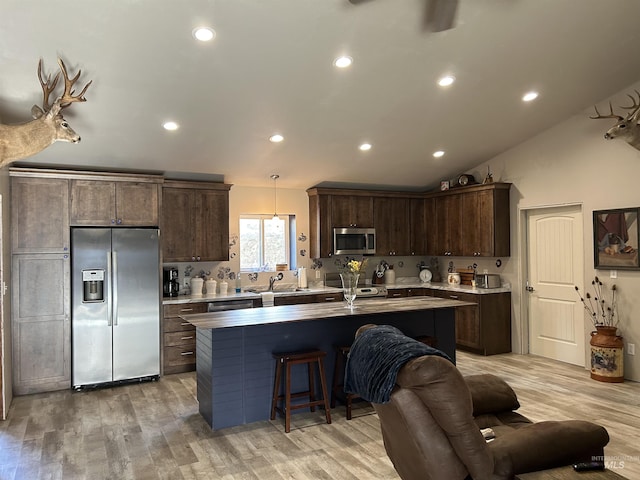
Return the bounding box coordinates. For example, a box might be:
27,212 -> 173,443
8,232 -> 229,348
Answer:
527,205 -> 585,366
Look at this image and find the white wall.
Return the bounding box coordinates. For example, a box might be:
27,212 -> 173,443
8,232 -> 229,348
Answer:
468,81 -> 640,381
164,185 -> 314,291
230,184 -> 312,271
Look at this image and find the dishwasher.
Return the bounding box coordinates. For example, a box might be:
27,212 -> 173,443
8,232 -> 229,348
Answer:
207,298 -> 255,312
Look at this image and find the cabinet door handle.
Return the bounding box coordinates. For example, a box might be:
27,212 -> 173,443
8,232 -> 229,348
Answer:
181,351 -> 194,356
449,295 -> 459,300
180,322 -> 191,326
324,297 -> 337,301
180,308 -> 194,312
180,336 -> 194,340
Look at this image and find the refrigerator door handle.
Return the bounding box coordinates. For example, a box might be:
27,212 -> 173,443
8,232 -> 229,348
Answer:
112,251 -> 119,326
107,251 -> 113,326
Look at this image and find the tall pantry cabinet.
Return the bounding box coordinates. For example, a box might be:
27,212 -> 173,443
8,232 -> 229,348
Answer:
10,173 -> 71,395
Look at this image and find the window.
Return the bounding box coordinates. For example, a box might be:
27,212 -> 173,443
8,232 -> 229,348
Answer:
239,214 -> 293,271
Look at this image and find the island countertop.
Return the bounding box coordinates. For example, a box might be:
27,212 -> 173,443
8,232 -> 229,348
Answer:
188,295 -> 473,430
181,296 -> 476,329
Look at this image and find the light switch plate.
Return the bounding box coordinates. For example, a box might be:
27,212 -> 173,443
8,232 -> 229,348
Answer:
610,270 -> 617,279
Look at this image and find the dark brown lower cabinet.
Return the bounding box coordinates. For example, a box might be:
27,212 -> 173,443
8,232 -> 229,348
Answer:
386,288 -> 428,298
428,289 -> 511,355
162,303 -> 208,374
274,292 -> 343,306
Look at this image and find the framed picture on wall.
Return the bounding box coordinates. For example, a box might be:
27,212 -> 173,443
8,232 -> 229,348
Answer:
593,207 -> 640,270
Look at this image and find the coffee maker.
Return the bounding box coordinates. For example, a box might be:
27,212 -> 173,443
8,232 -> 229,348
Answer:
163,267 -> 180,297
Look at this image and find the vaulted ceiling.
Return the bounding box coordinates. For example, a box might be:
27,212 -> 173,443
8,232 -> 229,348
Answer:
2,0 -> 640,191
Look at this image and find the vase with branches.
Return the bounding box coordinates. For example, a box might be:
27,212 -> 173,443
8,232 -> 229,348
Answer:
574,276 -> 618,328
575,276 -> 624,382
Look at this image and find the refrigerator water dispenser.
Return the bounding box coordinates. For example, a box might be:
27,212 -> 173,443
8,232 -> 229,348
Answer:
82,269 -> 105,302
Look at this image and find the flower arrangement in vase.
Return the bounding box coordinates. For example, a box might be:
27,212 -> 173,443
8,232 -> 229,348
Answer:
338,257 -> 367,309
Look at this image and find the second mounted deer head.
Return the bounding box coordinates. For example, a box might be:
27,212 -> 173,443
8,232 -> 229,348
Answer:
590,90 -> 640,151
0,58 -> 92,168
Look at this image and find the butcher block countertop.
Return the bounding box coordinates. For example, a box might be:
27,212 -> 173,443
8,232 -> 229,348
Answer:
181,296 -> 475,330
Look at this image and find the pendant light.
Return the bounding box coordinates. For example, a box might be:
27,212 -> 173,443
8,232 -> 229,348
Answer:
271,174 -> 280,220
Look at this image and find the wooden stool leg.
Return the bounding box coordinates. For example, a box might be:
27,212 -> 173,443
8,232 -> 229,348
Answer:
285,361 -> 292,433
308,362 -> 316,412
346,393 -> 353,420
318,357 -> 332,425
330,347 -> 342,408
270,359 -> 283,421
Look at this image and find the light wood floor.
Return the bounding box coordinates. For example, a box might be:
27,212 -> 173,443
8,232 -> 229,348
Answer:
1,351 -> 638,480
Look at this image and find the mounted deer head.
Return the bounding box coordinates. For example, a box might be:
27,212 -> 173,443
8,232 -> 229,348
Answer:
0,58 -> 92,168
590,90 -> 640,151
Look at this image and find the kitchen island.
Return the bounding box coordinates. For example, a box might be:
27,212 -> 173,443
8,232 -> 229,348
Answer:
183,296 -> 475,430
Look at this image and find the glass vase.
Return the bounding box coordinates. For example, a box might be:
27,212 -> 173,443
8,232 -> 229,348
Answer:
340,273 -> 359,309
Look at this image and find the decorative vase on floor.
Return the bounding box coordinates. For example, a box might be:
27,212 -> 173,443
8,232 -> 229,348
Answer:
340,273 -> 359,309
590,325 -> 624,383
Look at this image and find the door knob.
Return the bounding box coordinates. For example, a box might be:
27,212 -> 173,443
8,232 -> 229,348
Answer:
525,281 -> 535,292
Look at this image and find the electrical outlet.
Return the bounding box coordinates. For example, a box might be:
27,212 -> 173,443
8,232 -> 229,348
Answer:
184,278 -> 190,287
610,270 -> 617,279
315,270 -> 321,279
628,343 -> 635,356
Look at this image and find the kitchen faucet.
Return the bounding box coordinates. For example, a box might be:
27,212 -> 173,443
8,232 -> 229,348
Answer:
269,272 -> 284,291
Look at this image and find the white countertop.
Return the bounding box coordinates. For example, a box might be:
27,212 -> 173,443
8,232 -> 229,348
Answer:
162,277 -> 510,304
162,286 -> 342,305
385,280 -> 511,295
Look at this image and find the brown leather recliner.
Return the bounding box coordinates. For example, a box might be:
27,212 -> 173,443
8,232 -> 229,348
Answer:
349,325 -> 609,480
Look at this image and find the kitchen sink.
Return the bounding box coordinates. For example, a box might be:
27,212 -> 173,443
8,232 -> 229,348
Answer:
244,285 -> 308,293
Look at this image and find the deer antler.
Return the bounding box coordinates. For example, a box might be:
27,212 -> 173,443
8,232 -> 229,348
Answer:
619,90 -> 640,124
589,102 -> 623,121
620,90 -> 640,111
37,59 -> 61,112
57,58 -> 92,109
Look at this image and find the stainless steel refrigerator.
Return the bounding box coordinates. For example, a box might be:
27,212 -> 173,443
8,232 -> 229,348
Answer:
72,228 -> 161,388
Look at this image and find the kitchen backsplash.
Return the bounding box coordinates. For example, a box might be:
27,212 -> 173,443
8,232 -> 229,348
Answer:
164,255 -> 509,294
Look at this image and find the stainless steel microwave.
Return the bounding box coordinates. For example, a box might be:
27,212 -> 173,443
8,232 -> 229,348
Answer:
333,228 -> 376,255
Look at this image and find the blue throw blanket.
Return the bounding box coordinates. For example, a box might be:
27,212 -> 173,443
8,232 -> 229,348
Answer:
344,325 -> 452,404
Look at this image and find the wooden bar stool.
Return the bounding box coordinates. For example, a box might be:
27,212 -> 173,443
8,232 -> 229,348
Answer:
270,349 -> 332,433
330,345 -> 360,420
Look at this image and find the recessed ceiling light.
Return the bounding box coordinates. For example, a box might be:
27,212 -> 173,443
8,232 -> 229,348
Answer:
438,75 -> 456,87
334,56 -> 353,68
359,143 -> 372,151
522,91 -> 539,102
193,27 -> 216,42
269,134 -> 284,143
433,150 -> 445,158
163,121 -> 179,131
